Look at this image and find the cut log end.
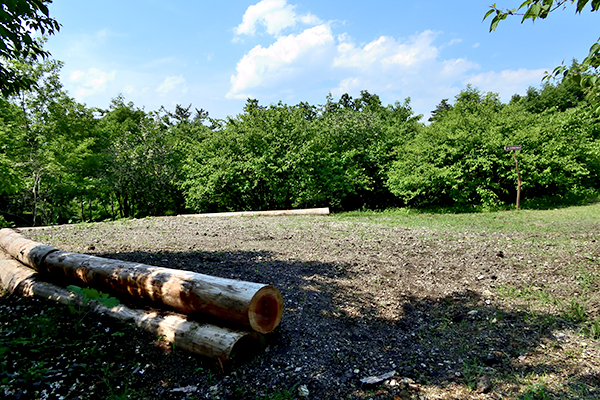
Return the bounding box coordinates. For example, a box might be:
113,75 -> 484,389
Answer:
248,285 -> 283,334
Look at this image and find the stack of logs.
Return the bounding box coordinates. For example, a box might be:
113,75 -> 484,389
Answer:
0,228 -> 283,365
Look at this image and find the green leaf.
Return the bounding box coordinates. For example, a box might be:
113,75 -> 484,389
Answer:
539,1 -> 553,18
577,0 -> 591,12
523,2 -> 542,21
519,0 -> 534,10
483,8 -> 496,20
96,296 -> 120,308
67,285 -> 85,297
490,15 -> 501,31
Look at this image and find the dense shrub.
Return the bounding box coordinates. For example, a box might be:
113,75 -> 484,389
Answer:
387,86 -> 600,208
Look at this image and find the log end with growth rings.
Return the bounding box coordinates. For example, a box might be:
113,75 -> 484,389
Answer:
248,285 -> 283,334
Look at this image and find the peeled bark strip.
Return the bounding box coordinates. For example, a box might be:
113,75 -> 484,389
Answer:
0,250 -> 261,363
0,229 -> 283,333
179,207 -> 330,218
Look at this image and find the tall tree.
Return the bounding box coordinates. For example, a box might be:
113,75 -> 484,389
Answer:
314,95 -> 420,210
511,76 -> 586,113
180,100 -> 318,212
0,0 -> 60,96
428,98 -> 453,122
1,58 -> 104,225
99,96 -> 182,218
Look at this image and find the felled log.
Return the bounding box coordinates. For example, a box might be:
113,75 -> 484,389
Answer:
0,227 -> 57,269
179,207 -> 330,218
0,228 -> 283,334
0,250 -> 262,363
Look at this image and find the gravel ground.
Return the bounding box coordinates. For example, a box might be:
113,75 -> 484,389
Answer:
1,213 -> 599,399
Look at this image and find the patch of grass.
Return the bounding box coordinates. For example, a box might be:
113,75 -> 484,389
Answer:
496,283 -> 524,300
583,317 -> 600,340
495,284 -> 557,307
517,383 -> 551,400
574,268 -> 599,293
334,202 -> 600,237
562,299 -> 587,324
103,364 -> 133,400
256,383 -> 298,400
461,358 -> 483,391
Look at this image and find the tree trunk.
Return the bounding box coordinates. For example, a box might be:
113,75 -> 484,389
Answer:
0,227 -> 58,268
0,250 -> 262,363
179,207 -> 330,218
0,228 -> 283,333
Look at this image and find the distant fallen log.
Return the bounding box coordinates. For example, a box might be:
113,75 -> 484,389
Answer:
0,228 -> 283,334
179,207 -> 330,218
0,250 -> 261,363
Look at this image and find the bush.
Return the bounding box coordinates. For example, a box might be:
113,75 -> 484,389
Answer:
386,86 -> 600,208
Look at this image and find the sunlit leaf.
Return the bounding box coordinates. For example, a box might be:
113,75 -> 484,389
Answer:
523,2 -> 542,20
484,8 -> 496,20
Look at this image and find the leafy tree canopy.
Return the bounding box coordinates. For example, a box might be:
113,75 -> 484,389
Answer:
484,0 -> 600,112
0,0 -> 60,96
510,74 -> 586,112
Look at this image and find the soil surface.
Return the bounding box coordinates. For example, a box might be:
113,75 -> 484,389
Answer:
1,214 -> 600,399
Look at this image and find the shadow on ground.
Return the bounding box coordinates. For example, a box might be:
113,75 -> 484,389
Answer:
57,246 -> 597,400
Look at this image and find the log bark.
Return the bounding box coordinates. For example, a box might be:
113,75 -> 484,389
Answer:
0,228 -> 282,333
0,227 -> 57,269
0,250 -> 262,363
179,207 -> 330,218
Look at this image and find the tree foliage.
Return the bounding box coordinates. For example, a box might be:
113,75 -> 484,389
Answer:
511,75 -> 586,113
97,96 -> 186,219
484,0 -> 599,30
387,86 -> 600,208
3,59 -> 104,225
1,46 -> 599,226
179,94 -> 420,213
484,0 -> 600,112
0,0 -> 60,96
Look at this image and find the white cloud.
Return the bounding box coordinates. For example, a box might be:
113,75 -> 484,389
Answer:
226,2 -> 550,121
123,84 -> 149,97
464,68 -> 548,100
334,30 -> 440,69
328,30 -> 471,102
156,75 -> 188,95
227,24 -> 334,99
234,0 -> 320,37
299,13 -> 320,26
441,58 -> 479,77
69,68 -> 116,97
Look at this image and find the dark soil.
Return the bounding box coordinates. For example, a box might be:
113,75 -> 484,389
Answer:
1,214 -> 599,399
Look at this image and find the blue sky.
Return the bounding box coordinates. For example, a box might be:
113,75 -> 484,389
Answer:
44,0 -> 598,121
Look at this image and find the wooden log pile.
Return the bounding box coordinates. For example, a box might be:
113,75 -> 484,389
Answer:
0,228 -> 283,365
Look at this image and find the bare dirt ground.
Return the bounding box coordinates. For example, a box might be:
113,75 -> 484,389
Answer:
1,212 -> 600,399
